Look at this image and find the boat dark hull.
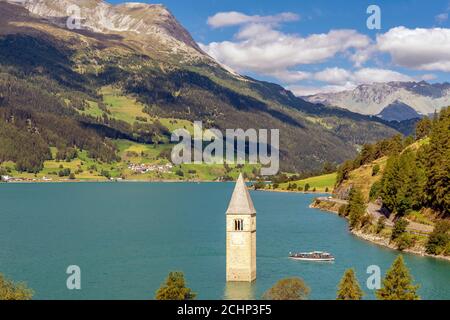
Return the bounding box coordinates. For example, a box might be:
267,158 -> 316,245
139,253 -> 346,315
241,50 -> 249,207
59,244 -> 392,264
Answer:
289,257 -> 335,262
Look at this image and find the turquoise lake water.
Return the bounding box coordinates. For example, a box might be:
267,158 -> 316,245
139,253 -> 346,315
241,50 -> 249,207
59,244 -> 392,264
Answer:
0,182 -> 448,300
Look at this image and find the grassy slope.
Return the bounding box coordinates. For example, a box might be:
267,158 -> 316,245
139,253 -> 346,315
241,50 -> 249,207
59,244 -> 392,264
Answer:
337,138 -> 431,201
83,101 -> 104,118
77,86 -> 195,134
2,139 -> 260,182
114,139 -> 260,181
273,173 -> 337,192
101,86 -> 194,133
338,157 -> 387,201
266,138 -> 430,196
309,138 -> 434,254
101,86 -> 151,124
3,83 -> 263,182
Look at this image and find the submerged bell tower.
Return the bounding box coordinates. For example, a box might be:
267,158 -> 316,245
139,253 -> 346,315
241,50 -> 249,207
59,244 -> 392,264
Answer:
226,173 -> 256,282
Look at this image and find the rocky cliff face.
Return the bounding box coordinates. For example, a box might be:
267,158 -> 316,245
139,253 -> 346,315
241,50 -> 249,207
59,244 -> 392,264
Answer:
6,0 -> 206,60
305,81 -> 450,116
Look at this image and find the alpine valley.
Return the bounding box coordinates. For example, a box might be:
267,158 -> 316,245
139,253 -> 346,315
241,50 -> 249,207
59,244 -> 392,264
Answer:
0,0 -> 403,180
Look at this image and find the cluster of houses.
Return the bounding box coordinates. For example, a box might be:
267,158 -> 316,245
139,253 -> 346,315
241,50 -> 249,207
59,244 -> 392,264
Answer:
127,162 -> 173,174
1,175 -> 54,182
1,175 -> 14,182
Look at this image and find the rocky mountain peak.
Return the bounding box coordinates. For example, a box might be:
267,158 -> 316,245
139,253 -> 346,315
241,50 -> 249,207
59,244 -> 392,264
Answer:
305,81 -> 450,117
4,0 -> 203,54
376,100 -> 421,121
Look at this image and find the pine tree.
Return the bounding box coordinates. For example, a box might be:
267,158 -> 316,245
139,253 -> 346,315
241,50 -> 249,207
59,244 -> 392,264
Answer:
376,256 -> 420,300
356,144 -> 375,166
336,160 -> 353,186
372,164 -> 380,176
395,150 -> 418,215
423,107 -> 450,215
155,272 -> 196,300
387,134 -> 404,155
415,116 -> 432,140
347,187 -> 366,229
426,220 -> 450,255
380,156 -> 401,212
391,218 -> 409,241
336,269 -> 364,300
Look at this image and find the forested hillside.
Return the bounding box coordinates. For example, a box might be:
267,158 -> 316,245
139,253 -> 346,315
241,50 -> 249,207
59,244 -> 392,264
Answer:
335,107 -> 449,217
377,109 -> 449,216
0,1 -> 400,177
310,107 -> 449,257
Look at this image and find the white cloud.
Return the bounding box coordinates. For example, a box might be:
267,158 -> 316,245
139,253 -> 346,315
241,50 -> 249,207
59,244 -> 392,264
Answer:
202,14 -> 447,96
271,67 -> 412,91
314,67 -> 351,84
200,23 -> 370,81
420,73 -> 437,81
313,67 -> 412,87
270,70 -> 312,83
207,11 -> 299,28
348,27 -> 450,72
435,13 -> 448,24
287,84 -> 354,97
376,27 -> 450,72
352,68 -> 413,83
349,45 -> 377,67
289,67 -> 413,95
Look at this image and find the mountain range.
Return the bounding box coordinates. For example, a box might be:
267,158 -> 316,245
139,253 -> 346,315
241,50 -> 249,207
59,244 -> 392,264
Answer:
0,0 -> 401,173
305,81 -> 450,121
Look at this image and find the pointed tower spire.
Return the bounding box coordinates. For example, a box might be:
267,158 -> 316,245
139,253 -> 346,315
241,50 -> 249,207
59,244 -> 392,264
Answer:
226,173 -> 256,215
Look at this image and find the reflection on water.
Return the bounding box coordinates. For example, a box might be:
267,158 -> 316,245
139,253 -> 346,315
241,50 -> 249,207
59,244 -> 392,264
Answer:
224,282 -> 257,300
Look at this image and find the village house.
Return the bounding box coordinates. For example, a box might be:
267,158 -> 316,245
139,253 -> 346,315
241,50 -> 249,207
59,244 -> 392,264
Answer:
128,163 -> 173,174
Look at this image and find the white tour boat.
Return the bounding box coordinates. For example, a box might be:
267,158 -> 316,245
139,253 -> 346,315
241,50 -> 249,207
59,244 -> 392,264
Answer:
289,251 -> 335,262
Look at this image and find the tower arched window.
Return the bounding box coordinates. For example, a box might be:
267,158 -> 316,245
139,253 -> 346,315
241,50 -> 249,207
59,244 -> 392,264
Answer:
234,219 -> 243,231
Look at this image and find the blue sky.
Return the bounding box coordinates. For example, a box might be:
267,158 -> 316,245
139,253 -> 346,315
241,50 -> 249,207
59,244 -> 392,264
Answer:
110,0 -> 450,94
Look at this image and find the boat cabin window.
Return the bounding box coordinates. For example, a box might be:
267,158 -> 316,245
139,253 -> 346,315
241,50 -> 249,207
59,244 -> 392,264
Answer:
234,219 -> 244,231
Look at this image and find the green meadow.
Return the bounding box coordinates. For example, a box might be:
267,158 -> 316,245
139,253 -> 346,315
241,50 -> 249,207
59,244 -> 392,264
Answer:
1,138 -> 261,182
274,173 -> 337,192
